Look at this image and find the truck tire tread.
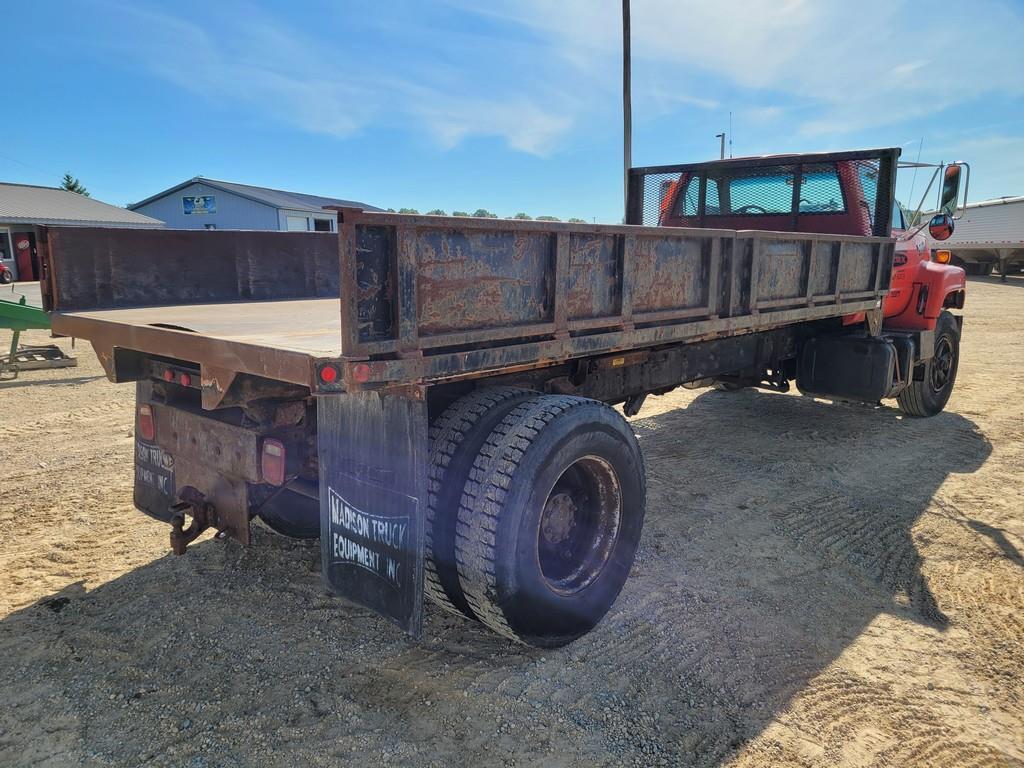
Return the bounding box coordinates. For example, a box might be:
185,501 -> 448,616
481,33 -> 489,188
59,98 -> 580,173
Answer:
455,395 -> 641,645
426,387 -> 535,620
896,310 -> 960,418
456,397 -> 583,640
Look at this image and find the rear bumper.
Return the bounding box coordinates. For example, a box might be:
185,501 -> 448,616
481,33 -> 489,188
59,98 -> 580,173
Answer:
133,383 -> 265,545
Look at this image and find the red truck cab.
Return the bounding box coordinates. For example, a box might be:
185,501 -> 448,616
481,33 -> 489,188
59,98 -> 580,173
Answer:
656,152 -> 966,335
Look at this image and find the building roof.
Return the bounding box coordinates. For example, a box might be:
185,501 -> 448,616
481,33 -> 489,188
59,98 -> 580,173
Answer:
959,195 -> 1024,210
0,182 -> 164,228
129,177 -> 381,214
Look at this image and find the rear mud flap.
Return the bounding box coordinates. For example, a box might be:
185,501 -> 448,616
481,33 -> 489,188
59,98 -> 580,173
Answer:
317,389 -> 428,637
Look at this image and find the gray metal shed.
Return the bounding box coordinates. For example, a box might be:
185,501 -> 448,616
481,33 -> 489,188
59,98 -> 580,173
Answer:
129,177 -> 380,232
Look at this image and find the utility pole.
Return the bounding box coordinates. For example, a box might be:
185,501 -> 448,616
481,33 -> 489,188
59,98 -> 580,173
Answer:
622,0 -> 631,220
715,133 -> 726,160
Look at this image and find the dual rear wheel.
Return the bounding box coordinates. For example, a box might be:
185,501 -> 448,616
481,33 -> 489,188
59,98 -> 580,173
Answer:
254,388 -> 648,647
426,392 -> 646,647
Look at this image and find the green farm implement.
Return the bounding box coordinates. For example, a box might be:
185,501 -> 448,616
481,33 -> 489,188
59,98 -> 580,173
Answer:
0,292 -> 76,378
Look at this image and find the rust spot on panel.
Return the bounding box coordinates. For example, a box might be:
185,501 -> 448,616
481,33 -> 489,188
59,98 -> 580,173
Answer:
416,229 -> 553,336
630,235 -> 704,313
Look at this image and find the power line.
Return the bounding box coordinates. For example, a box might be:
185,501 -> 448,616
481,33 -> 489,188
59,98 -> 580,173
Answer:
0,151 -> 62,180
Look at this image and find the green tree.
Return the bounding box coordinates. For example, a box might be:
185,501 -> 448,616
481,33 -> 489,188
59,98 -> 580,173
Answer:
398,207 -> 420,215
536,215 -> 561,222
512,212 -> 532,220
473,208 -> 498,218
386,208 -> 396,213
60,173 -> 89,197
568,217 -> 586,223
426,209 -> 447,216
452,211 -> 470,217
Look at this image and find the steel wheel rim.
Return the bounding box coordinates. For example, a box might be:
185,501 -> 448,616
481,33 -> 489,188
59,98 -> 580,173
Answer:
930,335 -> 955,393
537,455 -> 622,595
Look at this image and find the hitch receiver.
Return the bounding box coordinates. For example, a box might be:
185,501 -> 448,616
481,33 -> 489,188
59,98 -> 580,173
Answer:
169,487 -> 219,555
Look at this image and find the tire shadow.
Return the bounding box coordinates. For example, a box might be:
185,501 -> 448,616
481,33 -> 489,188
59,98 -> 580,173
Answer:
0,389 -> 994,767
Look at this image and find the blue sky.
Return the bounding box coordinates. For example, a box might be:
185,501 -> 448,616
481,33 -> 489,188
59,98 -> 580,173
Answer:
2,0 -> 1023,222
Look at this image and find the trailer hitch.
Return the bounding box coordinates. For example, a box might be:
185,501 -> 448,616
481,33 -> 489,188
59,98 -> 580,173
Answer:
169,487 -> 217,555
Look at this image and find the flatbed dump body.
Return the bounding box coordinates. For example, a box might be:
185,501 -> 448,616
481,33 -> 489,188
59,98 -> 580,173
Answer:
45,211 -> 893,396
42,149 -> 961,647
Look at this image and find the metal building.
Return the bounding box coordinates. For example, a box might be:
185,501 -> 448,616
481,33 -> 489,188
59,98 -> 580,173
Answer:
0,182 -> 163,282
129,177 -> 380,232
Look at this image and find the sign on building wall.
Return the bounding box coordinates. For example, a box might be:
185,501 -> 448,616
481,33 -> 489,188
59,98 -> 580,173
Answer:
183,195 -> 216,215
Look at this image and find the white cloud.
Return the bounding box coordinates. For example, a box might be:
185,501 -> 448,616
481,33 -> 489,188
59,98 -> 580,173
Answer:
104,4 -> 575,155
409,90 -> 572,155
478,0 -> 1024,136
96,0 -> 1024,165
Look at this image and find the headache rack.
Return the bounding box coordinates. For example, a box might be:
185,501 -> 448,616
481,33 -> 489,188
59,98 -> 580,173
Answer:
627,148 -> 900,237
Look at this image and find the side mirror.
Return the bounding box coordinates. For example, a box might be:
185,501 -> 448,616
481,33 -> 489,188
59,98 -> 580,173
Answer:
939,165 -> 961,216
928,213 -> 955,241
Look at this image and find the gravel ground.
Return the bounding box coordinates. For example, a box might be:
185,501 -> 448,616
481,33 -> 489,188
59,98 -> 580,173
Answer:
1,276 -> 1022,767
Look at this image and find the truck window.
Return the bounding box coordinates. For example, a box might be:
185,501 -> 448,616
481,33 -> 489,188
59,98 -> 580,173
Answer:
682,175 -> 699,216
892,202 -> 906,231
678,176 -> 720,216
712,169 -> 790,215
798,164 -> 845,213
857,163 -> 880,225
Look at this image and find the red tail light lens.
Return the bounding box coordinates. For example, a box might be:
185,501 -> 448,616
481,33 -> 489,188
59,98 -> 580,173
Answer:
352,363 -> 372,383
138,404 -> 156,442
318,364 -> 339,384
261,438 -> 286,486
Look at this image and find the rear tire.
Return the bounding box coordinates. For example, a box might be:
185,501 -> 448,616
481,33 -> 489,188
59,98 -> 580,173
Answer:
0,268 -> 11,284
455,396 -> 646,647
425,387 -> 536,620
897,310 -> 960,417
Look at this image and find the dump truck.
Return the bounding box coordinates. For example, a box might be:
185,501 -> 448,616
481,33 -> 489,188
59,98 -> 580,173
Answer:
40,148 -> 965,647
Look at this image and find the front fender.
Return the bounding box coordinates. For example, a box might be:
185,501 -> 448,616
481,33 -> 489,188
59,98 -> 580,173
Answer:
920,261 -> 966,317
884,262 -> 965,331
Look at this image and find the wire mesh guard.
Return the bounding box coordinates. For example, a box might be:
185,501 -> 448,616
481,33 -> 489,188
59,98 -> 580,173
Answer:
628,149 -> 898,238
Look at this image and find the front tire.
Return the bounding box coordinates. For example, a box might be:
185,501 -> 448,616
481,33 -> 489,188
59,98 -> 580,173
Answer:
897,310 -> 960,417
455,396 -> 646,647
0,268 -> 11,284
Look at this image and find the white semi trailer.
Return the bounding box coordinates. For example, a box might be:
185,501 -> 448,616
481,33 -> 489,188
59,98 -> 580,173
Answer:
926,195 -> 1024,279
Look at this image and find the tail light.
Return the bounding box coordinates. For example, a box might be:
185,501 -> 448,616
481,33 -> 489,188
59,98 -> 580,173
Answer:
138,404 -> 156,442
934,249 -> 951,264
318,363 -> 340,384
261,438 -> 286,486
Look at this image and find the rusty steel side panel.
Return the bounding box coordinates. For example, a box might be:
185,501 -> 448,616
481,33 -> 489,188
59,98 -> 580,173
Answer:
45,227 -> 339,313
565,233 -> 619,321
415,228 -> 554,337
630,233 -> 711,315
43,213 -> 893,392
335,210 -> 893,371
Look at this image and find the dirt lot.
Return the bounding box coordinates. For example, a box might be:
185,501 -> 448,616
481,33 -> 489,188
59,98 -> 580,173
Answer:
1,277 -> 1021,767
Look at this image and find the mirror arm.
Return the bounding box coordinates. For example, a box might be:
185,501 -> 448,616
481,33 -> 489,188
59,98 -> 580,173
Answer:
910,166 -> 940,227
901,219 -> 932,241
